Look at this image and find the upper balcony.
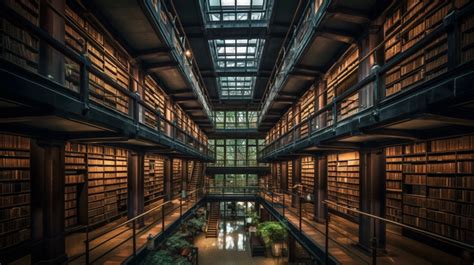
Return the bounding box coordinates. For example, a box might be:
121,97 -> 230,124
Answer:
0,2 -> 214,161
258,0 -> 381,129
258,2 -> 474,161
84,0 -> 214,130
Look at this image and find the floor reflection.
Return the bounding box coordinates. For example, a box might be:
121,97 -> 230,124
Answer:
195,219 -> 284,265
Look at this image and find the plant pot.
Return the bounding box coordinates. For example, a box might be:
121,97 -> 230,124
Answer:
271,242 -> 285,257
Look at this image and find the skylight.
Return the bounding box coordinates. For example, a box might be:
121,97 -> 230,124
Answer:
206,0 -> 267,22
211,39 -> 265,70
219,76 -> 255,99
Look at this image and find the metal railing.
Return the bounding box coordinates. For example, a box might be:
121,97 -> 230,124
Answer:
259,2 -> 474,160
260,187 -> 474,265
70,188 -> 205,264
148,0 -> 213,121
259,0 -> 330,123
0,3 -> 213,159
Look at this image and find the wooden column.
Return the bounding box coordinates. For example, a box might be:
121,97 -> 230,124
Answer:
127,152 -> 144,225
164,158 -> 172,201
281,161 -> 288,192
292,158 -> 301,207
30,139 -> 67,264
314,156 -> 327,222
39,0 -> 65,83
359,148 -> 386,251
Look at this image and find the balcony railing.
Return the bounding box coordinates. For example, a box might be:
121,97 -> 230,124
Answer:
259,0 -> 329,123
147,0 -> 213,122
259,3 -> 473,160
0,3 -> 214,160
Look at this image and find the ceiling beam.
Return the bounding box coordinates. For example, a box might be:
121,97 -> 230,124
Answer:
133,47 -> 171,58
328,10 -> 370,24
144,61 -> 178,71
317,29 -> 355,43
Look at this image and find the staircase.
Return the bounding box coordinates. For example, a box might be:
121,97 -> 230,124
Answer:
206,202 -> 220,238
188,162 -> 203,192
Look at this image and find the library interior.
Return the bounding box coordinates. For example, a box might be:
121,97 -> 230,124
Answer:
1,0 -> 474,264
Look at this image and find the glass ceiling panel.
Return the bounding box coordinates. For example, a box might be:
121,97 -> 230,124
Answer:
205,0 -> 268,22
210,38 -> 265,71
219,76 -> 255,99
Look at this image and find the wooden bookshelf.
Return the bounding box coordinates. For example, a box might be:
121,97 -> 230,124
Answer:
143,76 -> 167,132
461,10 -> 474,63
326,46 -> 359,122
301,156 -> 315,194
288,161 -> 293,192
384,0 -> 452,97
327,152 -> 360,219
386,135 -> 474,244
275,162 -> 282,190
385,146 -> 403,222
299,88 -> 315,138
0,0 -> 40,73
0,134 -> 31,250
87,145 -> 128,226
144,155 -> 165,209
64,143 -> 87,229
65,5 -> 130,115
172,159 -> 183,198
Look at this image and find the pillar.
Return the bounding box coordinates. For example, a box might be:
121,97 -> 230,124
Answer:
39,0 -> 65,83
30,139 -> 67,264
164,158 -> 172,201
292,158 -> 301,207
314,157 -> 327,222
127,152 -> 144,225
359,148 -> 386,251
288,235 -> 297,263
281,161 -> 288,192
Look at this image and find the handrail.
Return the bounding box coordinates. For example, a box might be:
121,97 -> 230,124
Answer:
259,2 -> 473,159
87,200 -> 171,243
323,200 -> 474,251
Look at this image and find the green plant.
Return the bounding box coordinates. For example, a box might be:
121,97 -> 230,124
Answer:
186,216 -> 206,234
164,233 -> 192,254
144,250 -> 191,265
246,209 -> 260,226
257,221 -> 287,247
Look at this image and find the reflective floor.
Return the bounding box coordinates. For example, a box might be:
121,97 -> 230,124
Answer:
194,219 -> 287,265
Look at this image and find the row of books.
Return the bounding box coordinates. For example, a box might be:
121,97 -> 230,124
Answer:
461,12 -> 474,63
0,205 -> 29,222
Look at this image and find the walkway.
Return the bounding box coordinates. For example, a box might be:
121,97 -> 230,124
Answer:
263,192 -> 458,265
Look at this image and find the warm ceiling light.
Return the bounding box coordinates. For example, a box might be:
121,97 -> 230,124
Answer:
185,49 -> 192,58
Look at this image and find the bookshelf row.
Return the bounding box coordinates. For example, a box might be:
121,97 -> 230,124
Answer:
0,0 -> 40,74
1,3 -> 209,151
301,156 -> 316,194
385,134 -> 474,244
327,152 -> 360,219
265,1 -> 472,149
172,159 -> 183,198
0,134 -> 30,250
144,155 -> 165,209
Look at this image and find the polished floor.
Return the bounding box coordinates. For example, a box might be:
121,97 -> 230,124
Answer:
194,219 -> 287,265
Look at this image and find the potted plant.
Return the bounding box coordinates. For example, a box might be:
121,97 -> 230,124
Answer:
145,249 -> 191,265
257,221 -> 288,257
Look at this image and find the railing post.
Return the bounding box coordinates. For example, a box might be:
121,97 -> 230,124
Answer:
271,192 -> 274,206
325,204 -> 329,265
180,193 -> 183,217
79,60 -> 90,114
372,219 -> 377,265
162,203 -> 165,231
132,219 -> 137,258
299,197 -> 302,232
283,194 -> 286,218
85,226 -> 90,265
